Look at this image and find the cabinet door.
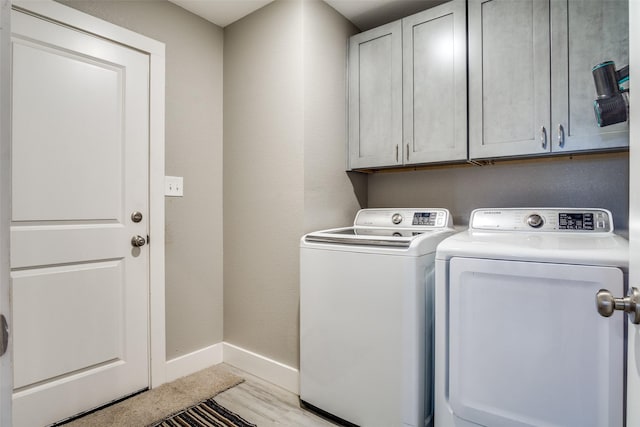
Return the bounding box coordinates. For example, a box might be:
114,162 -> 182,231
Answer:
469,0 -> 551,159
551,0 -> 629,153
403,0 -> 467,164
348,21 -> 402,169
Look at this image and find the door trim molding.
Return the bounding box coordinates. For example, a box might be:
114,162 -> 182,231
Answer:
13,0 -> 167,388
0,0 -> 12,423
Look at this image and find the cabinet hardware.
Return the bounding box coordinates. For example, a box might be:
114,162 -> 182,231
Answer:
540,126 -> 547,149
558,124 -> 565,148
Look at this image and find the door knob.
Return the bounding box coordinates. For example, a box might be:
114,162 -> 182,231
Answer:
131,235 -> 146,247
596,287 -> 640,324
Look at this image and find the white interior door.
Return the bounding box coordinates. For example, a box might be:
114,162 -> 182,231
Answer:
627,1 -> 640,424
10,8 -> 150,426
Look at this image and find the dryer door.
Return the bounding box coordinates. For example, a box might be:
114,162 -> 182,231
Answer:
447,257 -> 624,427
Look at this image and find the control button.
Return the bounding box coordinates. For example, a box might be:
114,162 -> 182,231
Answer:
391,213 -> 403,225
527,214 -> 544,229
597,221 -> 606,229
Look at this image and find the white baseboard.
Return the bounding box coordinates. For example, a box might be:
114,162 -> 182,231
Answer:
223,342 -> 299,395
165,342 -> 224,383
162,341 -> 300,395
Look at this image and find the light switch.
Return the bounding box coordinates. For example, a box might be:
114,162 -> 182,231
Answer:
165,176 -> 183,197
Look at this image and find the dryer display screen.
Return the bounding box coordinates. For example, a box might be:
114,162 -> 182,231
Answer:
558,213 -> 594,230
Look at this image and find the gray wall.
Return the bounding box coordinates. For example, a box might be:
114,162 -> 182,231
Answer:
223,0 -> 304,369
368,153 -> 629,235
303,0 -> 365,232
59,0 -> 225,359
224,0 -> 363,368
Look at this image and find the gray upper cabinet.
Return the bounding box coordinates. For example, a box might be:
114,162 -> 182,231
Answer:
348,21 -> 403,169
469,0 -> 629,160
468,0 -> 551,159
551,0 -> 628,153
403,0 -> 467,165
348,0 -> 466,170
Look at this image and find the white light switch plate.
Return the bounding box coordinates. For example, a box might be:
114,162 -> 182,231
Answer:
165,176 -> 183,197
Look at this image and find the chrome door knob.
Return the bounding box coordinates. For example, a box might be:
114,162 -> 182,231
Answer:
596,287 -> 640,324
131,235 -> 146,247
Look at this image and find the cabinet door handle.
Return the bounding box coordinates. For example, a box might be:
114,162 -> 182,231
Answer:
406,144 -> 409,162
540,126 -> 548,149
396,144 -> 399,162
558,124 -> 565,148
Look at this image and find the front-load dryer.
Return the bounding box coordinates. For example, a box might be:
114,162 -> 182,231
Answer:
300,208 -> 457,427
434,208 -> 628,427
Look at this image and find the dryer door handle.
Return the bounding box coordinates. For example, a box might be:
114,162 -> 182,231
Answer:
596,287 -> 640,324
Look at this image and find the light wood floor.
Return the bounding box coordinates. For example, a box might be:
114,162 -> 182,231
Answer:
215,364 -> 339,427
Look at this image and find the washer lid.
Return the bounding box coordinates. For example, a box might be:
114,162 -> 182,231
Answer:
303,208 -> 455,249
304,227 -> 428,248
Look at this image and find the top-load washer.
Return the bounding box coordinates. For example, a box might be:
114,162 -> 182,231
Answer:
300,208 -> 457,427
434,208 -> 629,427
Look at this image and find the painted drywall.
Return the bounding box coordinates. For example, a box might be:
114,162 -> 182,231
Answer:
223,0 -> 304,368
224,0 -> 364,368
303,0 -> 365,232
59,0 -> 225,359
368,153 -> 629,235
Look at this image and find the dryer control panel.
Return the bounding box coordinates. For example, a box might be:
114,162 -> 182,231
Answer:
470,208 -> 613,232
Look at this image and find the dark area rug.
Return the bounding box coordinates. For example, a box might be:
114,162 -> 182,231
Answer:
150,398 -> 256,427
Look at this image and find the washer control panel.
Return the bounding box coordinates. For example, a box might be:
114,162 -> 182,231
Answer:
470,208 -> 613,232
355,208 -> 452,229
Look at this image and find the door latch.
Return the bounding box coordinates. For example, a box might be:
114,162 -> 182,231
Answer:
0,314 -> 8,357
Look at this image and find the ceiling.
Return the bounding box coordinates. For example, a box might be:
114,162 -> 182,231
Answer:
168,0 -> 445,31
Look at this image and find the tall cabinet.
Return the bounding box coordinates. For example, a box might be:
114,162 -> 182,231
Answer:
469,0 -> 629,159
348,0 -> 467,170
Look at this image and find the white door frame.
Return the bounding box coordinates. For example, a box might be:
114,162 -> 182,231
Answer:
11,0 -> 167,393
627,1 -> 639,425
0,0 -> 12,424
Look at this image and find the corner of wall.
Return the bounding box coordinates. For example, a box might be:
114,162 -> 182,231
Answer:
223,342 -> 299,394
165,343 -> 224,383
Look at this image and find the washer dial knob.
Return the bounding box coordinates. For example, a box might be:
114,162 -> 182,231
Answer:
527,214 -> 544,228
391,213 -> 403,225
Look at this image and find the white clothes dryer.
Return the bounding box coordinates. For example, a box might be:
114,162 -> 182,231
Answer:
434,208 -> 629,427
300,208 -> 457,427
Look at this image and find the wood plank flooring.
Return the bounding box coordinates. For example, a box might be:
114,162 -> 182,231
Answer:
215,364 -> 339,427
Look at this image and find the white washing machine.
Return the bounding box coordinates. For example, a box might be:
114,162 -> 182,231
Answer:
300,208 -> 457,427
434,208 -> 629,427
